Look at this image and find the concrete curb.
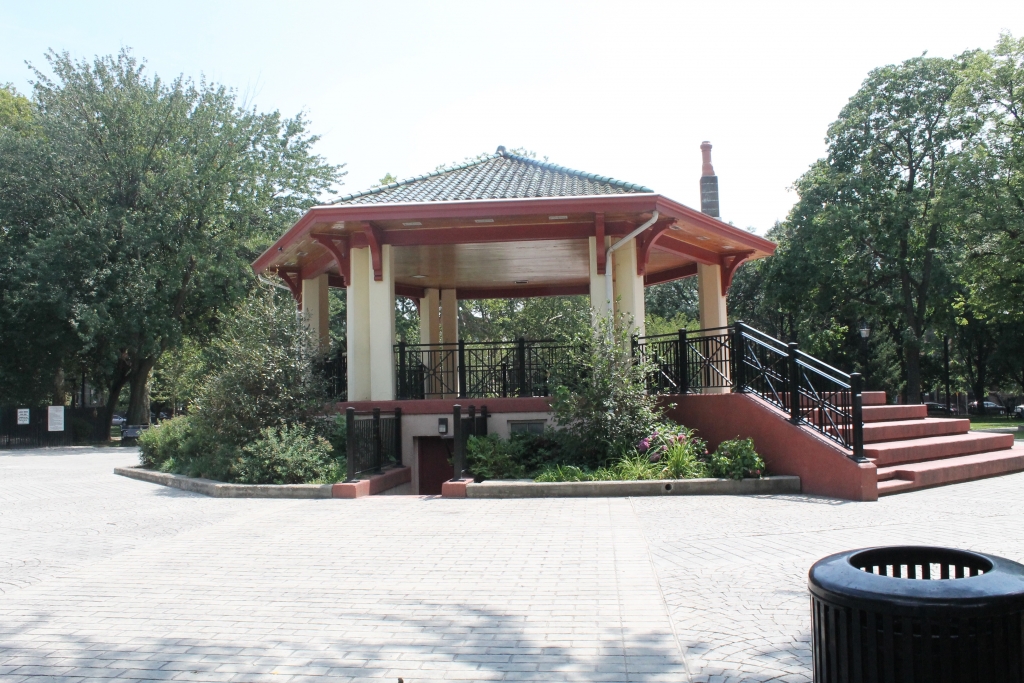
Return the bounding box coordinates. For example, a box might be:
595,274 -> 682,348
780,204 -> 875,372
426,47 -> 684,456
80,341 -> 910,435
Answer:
462,475 -> 800,498
114,467 -> 334,498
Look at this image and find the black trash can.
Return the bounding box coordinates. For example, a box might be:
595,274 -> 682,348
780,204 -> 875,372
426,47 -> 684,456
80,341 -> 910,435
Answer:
809,546 -> 1024,683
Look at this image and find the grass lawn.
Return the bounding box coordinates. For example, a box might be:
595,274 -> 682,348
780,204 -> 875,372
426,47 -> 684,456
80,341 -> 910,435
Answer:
968,415 -> 1022,438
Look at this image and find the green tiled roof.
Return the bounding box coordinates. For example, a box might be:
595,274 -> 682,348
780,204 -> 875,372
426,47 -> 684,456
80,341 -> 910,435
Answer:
333,147 -> 653,205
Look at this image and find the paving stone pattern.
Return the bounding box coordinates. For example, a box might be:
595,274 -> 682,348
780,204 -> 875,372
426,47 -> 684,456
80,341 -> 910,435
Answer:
2,447 -> 1023,682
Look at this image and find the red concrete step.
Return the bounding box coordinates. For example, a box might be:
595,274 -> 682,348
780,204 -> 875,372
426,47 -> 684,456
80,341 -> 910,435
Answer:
863,418 -> 970,443
862,391 -> 887,406
864,431 -> 1015,467
863,404 -> 928,423
876,445 -> 1024,495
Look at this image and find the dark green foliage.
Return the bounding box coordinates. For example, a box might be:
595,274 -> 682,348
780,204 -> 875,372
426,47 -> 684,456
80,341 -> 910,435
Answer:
466,430 -> 578,481
549,315 -> 661,467
706,438 -> 765,480
136,288 -> 333,482
236,423 -> 339,485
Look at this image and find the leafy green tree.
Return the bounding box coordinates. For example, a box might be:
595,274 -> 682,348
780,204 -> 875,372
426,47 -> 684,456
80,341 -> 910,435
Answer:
0,50 -> 343,430
458,296 -> 590,343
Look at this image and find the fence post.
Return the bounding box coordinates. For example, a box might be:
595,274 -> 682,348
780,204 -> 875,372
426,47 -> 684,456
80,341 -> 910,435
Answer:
458,339 -> 467,399
678,329 -> 688,394
479,405 -> 489,436
398,340 -> 407,399
345,407 -> 356,481
516,338 -> 527,397
850,373 -> 867,462
732,323 -> 745,392
372,407 -> 382,473
788,342 -> 801,424
452,404 -> 464,481
467,405 -> 476,439
394,407 -> 402,467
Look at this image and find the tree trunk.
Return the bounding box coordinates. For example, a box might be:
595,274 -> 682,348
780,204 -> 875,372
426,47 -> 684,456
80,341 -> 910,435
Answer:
904,335 -> 922,404
102,360 -> 131,441
52,366 -> 66,406
125,356 -> 156,425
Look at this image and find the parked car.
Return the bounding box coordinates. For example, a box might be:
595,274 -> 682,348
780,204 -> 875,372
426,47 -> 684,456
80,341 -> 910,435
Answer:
110,414 -> 126,426
1015,405 -> 1024,420
968,401 -> 1006,416
924,402 -> 953,417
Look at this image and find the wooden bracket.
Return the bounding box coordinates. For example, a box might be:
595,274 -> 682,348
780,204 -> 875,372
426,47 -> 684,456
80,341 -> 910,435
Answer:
636,219 -> 674,277
719,251 -> 753,295
311,234 -> 350,286
362,222 -> 385,281
277,269 -> 303,307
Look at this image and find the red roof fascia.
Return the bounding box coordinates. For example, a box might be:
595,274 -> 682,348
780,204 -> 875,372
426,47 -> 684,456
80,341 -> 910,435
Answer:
644,263 -> 698,287
653,196 -> 777,256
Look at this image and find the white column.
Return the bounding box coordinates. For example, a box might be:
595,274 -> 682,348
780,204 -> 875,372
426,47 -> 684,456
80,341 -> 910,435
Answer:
697,263 -> 728,329
588,236 -> 610,322
346,248 -> 371,401
301,273 -> 330,353
697,262 -> 729,393
419,288 -> 440,345
440,288 -> 458,344
368,245 -> 395,401
612,238 -> 645,336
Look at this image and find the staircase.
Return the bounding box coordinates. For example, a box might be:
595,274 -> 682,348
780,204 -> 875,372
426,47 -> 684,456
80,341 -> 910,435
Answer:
861,392 -> 1024,495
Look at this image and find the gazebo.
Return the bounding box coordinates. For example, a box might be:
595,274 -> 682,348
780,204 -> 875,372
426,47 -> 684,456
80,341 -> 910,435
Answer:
253,143 -> 775,403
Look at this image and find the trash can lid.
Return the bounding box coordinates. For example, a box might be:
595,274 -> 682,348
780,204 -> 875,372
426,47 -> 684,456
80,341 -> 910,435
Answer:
809,546 -> 1024,611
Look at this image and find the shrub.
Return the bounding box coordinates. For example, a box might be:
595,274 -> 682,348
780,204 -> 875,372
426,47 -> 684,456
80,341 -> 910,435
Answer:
550,314 -> 661,467
235,423 -> 339,485
706,438 -> 765,480
467,434 -> 527,481
534,464 -> 593,482
139,416 -> 196,469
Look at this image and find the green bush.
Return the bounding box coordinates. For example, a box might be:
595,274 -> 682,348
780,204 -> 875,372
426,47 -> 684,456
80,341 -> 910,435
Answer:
706,438 -> 765,480
466,434 -> 527,480
550,314 -> 661,467
466,430 -> 580,481
139,416 -> 197,469
235,423 -> 340,485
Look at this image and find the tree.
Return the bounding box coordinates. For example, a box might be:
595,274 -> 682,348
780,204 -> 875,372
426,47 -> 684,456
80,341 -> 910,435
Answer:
0,50 -> 343,431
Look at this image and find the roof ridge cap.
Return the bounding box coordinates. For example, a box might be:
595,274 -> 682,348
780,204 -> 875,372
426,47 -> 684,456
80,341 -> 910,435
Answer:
501,151 -> 654,193
330,153 -> 501,205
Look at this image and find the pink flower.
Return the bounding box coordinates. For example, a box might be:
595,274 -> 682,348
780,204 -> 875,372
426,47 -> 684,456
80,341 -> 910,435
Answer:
638,438 -> 650,452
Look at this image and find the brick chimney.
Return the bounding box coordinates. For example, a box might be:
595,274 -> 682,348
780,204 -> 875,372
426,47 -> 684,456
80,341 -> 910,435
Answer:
699,141 -> 719,218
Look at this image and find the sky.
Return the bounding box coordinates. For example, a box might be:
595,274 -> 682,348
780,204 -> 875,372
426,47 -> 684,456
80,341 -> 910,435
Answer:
3,1 -> 1023,234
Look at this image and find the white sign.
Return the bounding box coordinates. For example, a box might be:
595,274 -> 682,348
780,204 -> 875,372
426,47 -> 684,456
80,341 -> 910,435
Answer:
16,408 -> 29,425
47,406 -> 65,432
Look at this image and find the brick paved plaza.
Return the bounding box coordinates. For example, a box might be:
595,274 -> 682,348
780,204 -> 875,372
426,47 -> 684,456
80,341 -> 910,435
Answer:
2,447 -> 1023,682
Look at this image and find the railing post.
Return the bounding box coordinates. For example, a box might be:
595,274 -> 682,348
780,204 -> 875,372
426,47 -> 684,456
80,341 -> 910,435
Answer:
733,323 -> 745,392
372,407 -> 382,473
452,404 -> 464,481
788,342 -> 801,424
516,338 -> 527,397
678,329 -> 688,394
850,373 -> 867,462
479,405 -> 488,436
394,407 -> 402,467
457,339 -> 467,399
345,407 -> 356,481
468,405 -> 476,438
398,341 -> 407,400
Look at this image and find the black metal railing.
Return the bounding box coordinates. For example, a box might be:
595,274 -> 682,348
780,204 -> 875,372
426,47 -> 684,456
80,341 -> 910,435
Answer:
386,322 -> 864,460
636,322 -> 864,459
344,407 -> 401,479
321,350 -> 347,401
0,406 -> 109,448
395,339 -> 580,400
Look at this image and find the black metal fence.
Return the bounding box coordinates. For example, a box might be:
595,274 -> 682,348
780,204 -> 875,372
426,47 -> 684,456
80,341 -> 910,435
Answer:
320,350 -> 347,401
344,407 -> 401,479
384,322 -> 865,460
395,340 -> 579,400
0,406 -> 109,448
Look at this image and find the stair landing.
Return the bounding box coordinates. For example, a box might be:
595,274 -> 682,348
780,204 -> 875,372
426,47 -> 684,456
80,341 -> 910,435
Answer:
862,395 -> 1024,495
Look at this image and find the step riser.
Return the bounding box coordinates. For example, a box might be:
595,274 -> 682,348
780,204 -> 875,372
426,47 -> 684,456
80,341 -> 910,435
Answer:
864,419 -> 970,443
863,405 -> 928,423
862,391 -> 887,406
877,449 -> 1024,495
865,434 -> 1016,467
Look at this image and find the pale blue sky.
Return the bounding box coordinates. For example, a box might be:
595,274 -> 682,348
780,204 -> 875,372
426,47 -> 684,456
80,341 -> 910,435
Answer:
3,1 -> 1022,233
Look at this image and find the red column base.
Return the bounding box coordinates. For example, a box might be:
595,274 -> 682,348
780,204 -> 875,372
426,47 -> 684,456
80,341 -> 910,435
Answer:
441,478 -> 474,498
